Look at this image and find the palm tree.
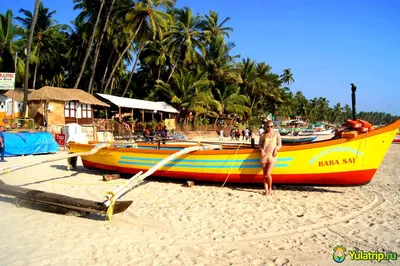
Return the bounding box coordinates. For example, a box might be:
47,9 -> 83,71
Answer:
73,0 -> 106,89
16,2 -> 66,89
122,43 -> 143,97
153,67 -> 212,123
0,10 -> 24,78
163,7 -> 204,82
141,36 -> 169,81
202,35 -> 241,85
293,91 -> 308,118
200,10 -> 233,44
214,84 -> 250,126
280,68 -> 294,85
332,103 -> 342,124
103,0 -> 175,93
87,0 -> 116,94
23,0 -> 40,117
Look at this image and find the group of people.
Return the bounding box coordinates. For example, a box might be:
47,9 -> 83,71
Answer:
219,128 -> 253,141
143,126 -> 168,143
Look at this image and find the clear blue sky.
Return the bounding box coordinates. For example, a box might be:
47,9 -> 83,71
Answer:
3,0 -> 400,115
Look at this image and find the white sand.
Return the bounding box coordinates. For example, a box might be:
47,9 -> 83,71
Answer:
0,141 -> 399,266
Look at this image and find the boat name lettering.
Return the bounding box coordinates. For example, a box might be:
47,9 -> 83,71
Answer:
309,147 -> 364,164
318,158 -> 356,167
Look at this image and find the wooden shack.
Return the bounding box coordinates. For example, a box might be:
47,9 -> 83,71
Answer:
27,86 -> 109,127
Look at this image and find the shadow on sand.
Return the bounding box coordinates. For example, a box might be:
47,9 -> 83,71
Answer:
18,172 -> 80,187
127,175 -> 345,194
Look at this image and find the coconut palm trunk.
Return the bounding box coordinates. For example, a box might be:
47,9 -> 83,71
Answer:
23,0 -> 40,117
74,0 -> 105,90
32,61 -> 38,90
32,46 -> 40,90
166,62 -> 177,84
121,45 -> 143,97
88,0 -> 116,94
103,19 -> 143,93
100,48 -> 114,93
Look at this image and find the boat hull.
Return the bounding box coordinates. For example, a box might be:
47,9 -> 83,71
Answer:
82,159 -> 376,186
314,129 -> 334,135
281,136 -> 317,145
70,120 -> 400,186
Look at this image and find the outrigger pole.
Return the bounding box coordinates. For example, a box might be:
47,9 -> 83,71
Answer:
0,144 -> 132,216
0,143 -> 108,176
102,144 -> 222,220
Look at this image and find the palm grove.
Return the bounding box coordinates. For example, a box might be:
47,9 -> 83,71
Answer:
0,0 -> 398,127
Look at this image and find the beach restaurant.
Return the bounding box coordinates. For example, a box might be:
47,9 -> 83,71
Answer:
95,93 -> 179,129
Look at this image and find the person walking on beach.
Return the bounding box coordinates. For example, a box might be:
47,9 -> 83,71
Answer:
259,125 -> 264,136
0,126 -> 6,162
258,120 -> 282,195
244,128 -> 250,141
219,129 -> 224,141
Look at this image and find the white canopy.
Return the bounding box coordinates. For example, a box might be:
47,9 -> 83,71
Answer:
96,93 -> 179,113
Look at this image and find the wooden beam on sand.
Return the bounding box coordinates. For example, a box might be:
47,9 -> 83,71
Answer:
0,182 -> 132,215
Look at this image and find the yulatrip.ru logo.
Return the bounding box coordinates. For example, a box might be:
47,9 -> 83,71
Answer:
332,245 -> 398,263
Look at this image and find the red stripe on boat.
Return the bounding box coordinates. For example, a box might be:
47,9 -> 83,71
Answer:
82,160 -> 376,186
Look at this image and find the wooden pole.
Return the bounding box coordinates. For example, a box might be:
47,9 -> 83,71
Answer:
11,91 -> 15,118
0,143 -> 108,176
350,83 -> 357,120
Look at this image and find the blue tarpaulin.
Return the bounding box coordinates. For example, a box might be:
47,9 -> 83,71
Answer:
3,132 -> 59,157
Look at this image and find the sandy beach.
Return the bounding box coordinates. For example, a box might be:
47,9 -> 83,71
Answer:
0,140 -> 399,266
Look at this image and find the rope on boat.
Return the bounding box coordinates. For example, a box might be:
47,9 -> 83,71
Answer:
220,142 -> 246,189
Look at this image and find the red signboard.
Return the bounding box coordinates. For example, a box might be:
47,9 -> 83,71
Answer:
55,134 -> 66,146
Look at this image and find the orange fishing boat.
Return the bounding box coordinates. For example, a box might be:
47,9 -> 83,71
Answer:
68,120 -> 400,186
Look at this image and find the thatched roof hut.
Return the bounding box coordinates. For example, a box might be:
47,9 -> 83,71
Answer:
27,86 -> 109,107
3,88 -> 34,102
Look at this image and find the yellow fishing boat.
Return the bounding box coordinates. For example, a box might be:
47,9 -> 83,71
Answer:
68,120 -> 400,186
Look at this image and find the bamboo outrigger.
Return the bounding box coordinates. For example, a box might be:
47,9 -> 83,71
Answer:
0,144 -> 133,217
0,142 -> 222,220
